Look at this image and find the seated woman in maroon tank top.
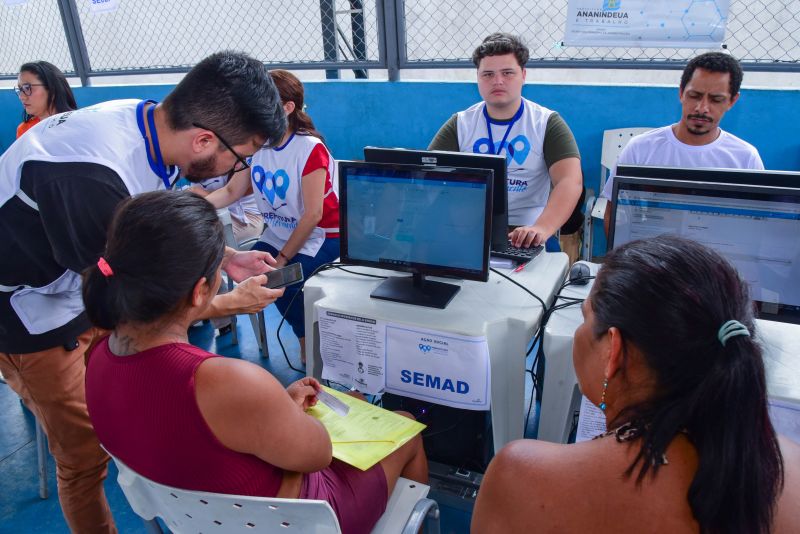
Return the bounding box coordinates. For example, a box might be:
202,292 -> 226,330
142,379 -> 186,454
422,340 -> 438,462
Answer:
83,191 -> 428,534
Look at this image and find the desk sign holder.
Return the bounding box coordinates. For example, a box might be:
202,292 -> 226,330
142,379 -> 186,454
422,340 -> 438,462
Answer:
317,307 -> 491,409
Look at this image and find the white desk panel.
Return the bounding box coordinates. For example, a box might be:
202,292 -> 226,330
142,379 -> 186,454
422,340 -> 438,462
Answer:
304,252 -> 570,452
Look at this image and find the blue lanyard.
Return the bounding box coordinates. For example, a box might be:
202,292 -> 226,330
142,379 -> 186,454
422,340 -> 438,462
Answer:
136,100 -> 177,189
483,101 -> 524,156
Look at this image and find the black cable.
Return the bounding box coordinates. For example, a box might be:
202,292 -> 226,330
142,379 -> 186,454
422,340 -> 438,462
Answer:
558,276 -> 595,292
526,299 -> 583,356
335,266 -> 388,279
489,267 -> 547,310
524,380 -> 536,436
422,412 -> 470,439
275,261 -> 391,373
522,277 -> 592,433
275,261 -> 343,374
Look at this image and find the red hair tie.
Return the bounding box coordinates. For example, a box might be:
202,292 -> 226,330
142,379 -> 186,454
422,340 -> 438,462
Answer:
97,257 -> 114,277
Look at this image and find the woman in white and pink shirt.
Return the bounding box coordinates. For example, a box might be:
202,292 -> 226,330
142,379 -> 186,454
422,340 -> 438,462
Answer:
208,70 -> 339,363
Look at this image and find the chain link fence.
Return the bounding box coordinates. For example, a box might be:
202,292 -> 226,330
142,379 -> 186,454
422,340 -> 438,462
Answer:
403,0 -> 799,68
73,0 -> 380,73
0,1 -> 74,77
0,0 -> 796,80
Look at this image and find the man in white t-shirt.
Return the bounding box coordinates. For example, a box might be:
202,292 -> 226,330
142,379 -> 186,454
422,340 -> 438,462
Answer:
601,52 -> 764,234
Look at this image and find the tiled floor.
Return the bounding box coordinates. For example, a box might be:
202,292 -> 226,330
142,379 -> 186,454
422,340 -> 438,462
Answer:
1,305 -> 539,533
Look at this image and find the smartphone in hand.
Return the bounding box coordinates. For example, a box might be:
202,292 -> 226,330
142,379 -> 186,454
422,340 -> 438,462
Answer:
265,263 -> 304,289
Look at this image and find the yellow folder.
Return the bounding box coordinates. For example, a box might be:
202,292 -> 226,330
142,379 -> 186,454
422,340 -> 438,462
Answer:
307,386 -> 426,471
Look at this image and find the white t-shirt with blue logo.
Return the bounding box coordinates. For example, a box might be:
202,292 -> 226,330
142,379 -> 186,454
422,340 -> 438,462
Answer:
249,133 -> 336,257
457,98 -> 554,226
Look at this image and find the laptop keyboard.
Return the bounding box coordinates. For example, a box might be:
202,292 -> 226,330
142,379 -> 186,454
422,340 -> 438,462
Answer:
491,241 -> 544,262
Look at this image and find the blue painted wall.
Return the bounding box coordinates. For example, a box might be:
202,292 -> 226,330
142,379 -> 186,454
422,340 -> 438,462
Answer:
2,81 -> 798,254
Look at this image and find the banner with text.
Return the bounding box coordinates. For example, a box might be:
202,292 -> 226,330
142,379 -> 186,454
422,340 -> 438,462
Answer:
385,325 -> 490,410
564,0 -> 729,48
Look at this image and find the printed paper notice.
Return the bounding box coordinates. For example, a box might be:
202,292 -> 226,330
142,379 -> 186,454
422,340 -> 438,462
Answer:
318,308 -> 386,395
575,395 -> 607,442
88,0 -> 119,14
385,325 -> 490,410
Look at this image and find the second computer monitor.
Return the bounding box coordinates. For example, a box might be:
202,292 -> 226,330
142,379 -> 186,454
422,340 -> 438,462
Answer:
610,176 -> 800,324
364,147 -> 508,251
616,164 -> 800,188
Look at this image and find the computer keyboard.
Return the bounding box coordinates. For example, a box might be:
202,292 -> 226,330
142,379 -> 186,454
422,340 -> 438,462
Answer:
491,241 -> 544,262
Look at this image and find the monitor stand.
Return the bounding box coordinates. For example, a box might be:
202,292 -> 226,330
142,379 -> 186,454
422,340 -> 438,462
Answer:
370,273 -> 460,309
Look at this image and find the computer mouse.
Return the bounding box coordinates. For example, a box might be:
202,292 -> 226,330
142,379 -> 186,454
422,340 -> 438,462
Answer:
569,262 -> 591,285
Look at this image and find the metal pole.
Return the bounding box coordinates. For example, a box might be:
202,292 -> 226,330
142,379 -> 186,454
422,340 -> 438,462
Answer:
393,0 -> 407,77
319,0 -> 340,79
380,0 -> 401,81
349,0 -> 368,78
57,0 -> 92,86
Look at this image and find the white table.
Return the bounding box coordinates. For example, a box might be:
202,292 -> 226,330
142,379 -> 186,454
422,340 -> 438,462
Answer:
539,261 -> 800,443
303,252 -> 569,453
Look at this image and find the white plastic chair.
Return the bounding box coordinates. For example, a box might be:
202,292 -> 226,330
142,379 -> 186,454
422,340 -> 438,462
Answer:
583,127 -> 654,260
108,452 -> 440,534
598,127 -> 654,195
218,209 -> 270,357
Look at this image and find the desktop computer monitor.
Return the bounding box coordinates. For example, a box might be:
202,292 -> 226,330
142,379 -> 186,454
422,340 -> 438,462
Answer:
339,161 -> 494,309
615,164 -> 800,188
363,147 -> 508,251
609,176 -> 800,324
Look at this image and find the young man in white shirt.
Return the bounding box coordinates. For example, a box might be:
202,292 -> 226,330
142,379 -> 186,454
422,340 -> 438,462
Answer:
602,52 -> 764,234
429,33 -> 583,256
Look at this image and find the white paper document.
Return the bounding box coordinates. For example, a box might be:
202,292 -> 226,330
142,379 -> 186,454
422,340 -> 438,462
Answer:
318,308 -> 386,395
575,395 -> 607,442
385,325 -> 491,410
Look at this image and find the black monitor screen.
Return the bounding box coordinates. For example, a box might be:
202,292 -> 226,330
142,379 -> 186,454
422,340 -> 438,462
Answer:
364,147 -> 508,251
616,164 -> 800,188
610,177 -> 800,324
340,161 -> 493,283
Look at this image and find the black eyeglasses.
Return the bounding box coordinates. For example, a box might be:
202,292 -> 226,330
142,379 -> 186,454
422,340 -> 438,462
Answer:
192,122 -> 251,174
14,83 -> 45,97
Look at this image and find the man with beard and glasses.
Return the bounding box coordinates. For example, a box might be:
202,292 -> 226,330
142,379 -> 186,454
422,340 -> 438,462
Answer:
601,52 -> 763,235
0,51 -> 285,533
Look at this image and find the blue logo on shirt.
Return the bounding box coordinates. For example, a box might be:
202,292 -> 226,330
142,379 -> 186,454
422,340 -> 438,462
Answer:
603,0 -> 621,10
252,166 -> 290,209
473,135 -> 531,165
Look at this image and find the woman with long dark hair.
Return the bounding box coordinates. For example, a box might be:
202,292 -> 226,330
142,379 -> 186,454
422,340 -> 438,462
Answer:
14,60 -> 77,138
83,191 -> 426,534
472,235 -> 798,533
207,69 -> 339,364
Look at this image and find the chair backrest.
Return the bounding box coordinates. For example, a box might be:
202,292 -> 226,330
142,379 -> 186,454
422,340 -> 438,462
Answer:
216,208 -> 239,249
599,127 -> 654,191
111,454 -> 342,534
